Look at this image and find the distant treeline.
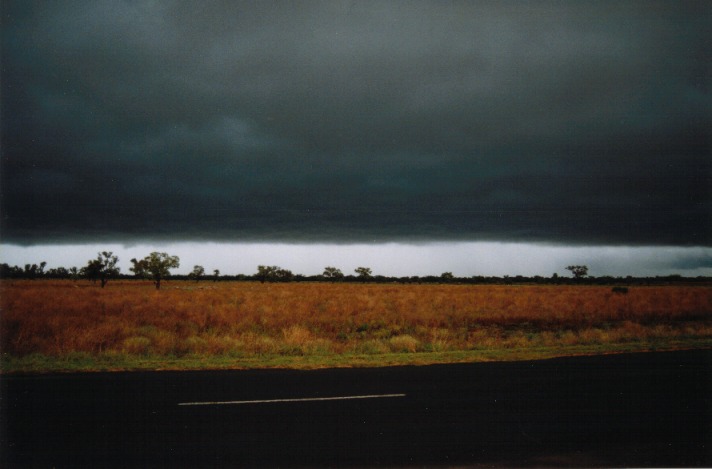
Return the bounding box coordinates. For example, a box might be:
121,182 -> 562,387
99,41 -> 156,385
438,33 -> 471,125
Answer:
1,262 -> 708,286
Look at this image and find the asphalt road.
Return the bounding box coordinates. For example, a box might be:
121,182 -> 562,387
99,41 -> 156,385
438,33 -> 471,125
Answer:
2,350 -> 710,468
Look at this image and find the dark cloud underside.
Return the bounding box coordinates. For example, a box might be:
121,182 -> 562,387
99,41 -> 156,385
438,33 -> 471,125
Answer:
2,1 -> 710,245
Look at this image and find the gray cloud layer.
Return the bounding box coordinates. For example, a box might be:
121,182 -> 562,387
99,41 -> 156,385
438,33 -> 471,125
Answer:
2,1 -> 710,245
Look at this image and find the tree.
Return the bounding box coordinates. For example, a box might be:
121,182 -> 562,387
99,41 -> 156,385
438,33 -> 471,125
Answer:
255,265 -> 294,283
256,265 -> 277,283
84,252 -> 120,288
47,267 -> 69,279
189,265 -> 205,282
213,269 -> 220,282
83,262 -> 100,284
24,262 -> 47,280
275,268 -> 293,281
0,263 -> 22,279
256,265 -> 280,283
566,265 -> 589,280
130,258 -> 148,277
355,267 -> 372,282
130,252 -> 180,290
323,266 -> 344,281
440,272 -> 454,281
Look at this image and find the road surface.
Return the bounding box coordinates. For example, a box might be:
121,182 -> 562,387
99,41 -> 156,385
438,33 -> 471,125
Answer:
2,350 -> 710,467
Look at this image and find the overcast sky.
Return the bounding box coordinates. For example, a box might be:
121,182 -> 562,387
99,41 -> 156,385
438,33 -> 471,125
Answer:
1,1 -> 710,276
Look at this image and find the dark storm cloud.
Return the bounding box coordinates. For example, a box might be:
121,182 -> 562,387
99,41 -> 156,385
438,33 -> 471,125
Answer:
2,0 -> 710,245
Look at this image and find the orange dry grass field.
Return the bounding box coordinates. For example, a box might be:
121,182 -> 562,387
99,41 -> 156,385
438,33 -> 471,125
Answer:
2,280 -> 711,368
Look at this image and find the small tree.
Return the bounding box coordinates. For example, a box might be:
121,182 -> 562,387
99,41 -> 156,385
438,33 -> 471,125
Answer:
24,262 -> 47,280
0,263 -> 22,279
84,251 -> 120,288
256,265 -> 278,283
441,272 -> 454,282
213,269 -> 220,282
189,265 -> 205,282
131,252 -> 180,290
48,267 -> 69,279
275,268 -> 293,282
83,262 -> 99,284
355,267 -> 372,282
323,266 -> 344,281
566,265 -> 589,280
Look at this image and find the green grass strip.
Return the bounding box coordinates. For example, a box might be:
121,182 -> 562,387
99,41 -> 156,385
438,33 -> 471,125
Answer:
3,337 -> 712,374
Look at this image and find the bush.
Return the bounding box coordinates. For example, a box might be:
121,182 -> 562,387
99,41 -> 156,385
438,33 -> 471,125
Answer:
122,336 -> 151,355
388,335 -> 420,353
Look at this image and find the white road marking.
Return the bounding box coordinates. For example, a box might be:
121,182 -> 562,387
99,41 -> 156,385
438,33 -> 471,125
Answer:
178,393 -> 406,406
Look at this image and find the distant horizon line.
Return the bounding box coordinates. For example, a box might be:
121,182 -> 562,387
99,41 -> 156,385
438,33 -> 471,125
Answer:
2,242 -> 710,279
2,263 -> 710,281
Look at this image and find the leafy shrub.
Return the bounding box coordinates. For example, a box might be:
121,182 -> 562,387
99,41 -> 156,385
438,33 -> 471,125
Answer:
122,336 -> 151,355
388,335 -> 420,353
